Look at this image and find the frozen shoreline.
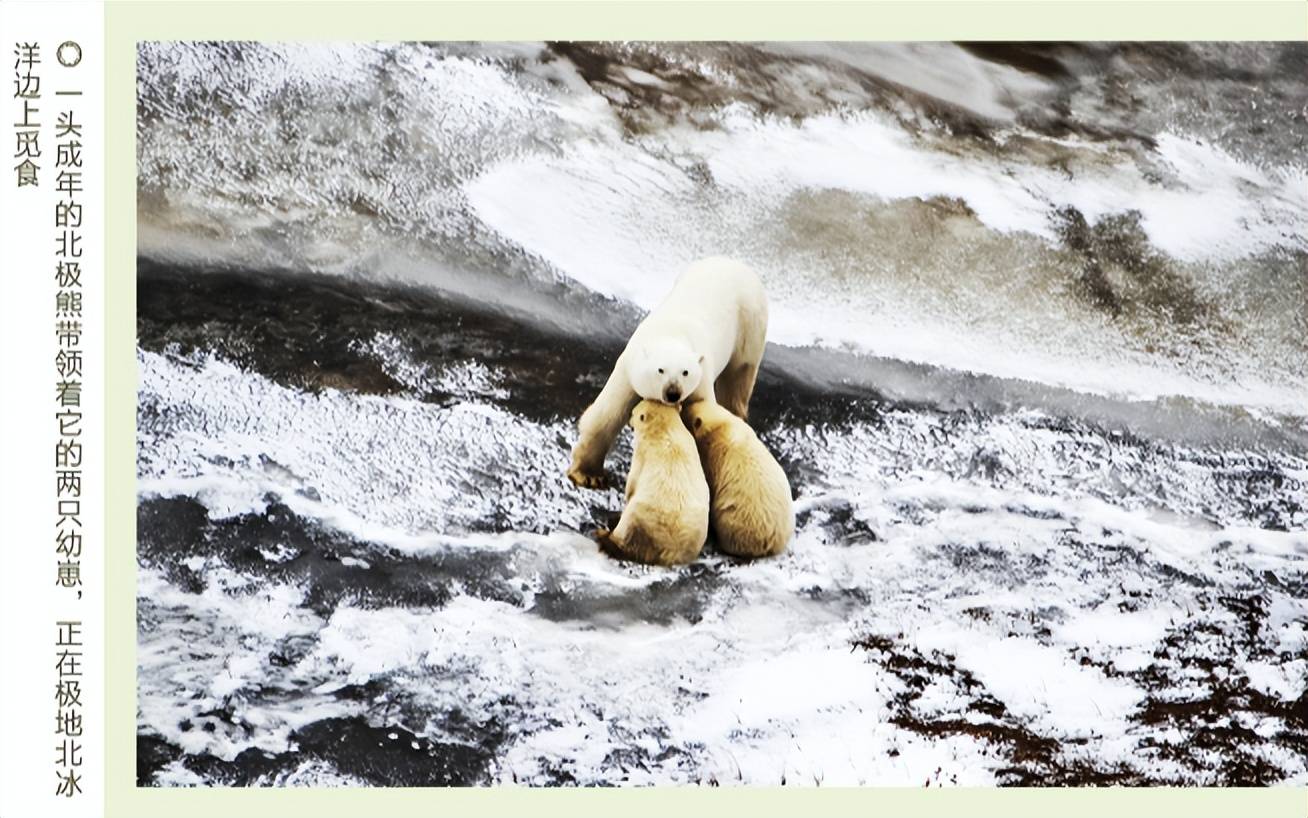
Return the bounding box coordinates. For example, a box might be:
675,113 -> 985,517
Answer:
135,263 -> 1307,787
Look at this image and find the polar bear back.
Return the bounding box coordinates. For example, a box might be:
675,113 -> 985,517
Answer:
631,256 -> 768,376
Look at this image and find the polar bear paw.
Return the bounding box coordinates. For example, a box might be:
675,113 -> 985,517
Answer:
567,464 -> 609,490
594,527 -> 620,557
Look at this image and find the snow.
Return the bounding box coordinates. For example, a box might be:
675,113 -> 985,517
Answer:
137,345 -> 1308,785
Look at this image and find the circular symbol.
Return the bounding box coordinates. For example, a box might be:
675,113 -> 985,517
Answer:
57,41 -> 82,68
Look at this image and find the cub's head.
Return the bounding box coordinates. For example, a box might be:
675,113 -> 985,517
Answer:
627,339 -> 703,406
682,399 -> 735,441
629,398 -> 682,433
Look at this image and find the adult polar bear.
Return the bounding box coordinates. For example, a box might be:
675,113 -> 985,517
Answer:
568,256 -> 768,489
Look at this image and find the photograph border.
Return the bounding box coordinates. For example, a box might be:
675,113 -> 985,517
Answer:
107,3 -> 1308,816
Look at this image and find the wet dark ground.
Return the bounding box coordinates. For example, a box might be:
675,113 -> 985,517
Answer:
135,258 -> 876,435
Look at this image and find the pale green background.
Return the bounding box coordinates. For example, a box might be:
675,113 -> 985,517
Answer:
106,2 -> 1308,816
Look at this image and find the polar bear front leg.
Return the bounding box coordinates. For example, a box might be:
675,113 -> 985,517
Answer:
568,358 -> 638,489
714,361 -> 759,420
687,353 -> 719,405
714,311 -> 766,419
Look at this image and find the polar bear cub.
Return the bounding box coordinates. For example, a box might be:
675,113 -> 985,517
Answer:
683,400 -> 794,559
568,256 -> 768,489
595,400 -> 710,566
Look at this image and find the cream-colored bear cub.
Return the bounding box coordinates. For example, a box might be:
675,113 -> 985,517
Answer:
684,400 -> 794,558
596,399 -> 710,566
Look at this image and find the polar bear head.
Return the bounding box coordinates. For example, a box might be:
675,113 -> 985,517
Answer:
628,398 -> 682,433
627,339 -> 704,406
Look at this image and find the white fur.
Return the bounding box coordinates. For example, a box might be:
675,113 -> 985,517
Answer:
685,400 -> 794,559
569,256 -> 768,488
595,400 -> 710,566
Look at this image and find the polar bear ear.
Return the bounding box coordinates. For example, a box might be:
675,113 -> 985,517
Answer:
693,417 -> 703,430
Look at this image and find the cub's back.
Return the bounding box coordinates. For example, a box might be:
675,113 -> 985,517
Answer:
634,421 -> 710,510
701,412 -> 793,557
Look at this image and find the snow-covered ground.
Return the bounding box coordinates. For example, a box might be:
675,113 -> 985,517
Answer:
135,41 -> 1308,786
134,266 -> 1306,787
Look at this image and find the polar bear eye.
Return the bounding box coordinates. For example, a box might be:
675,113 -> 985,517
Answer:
682,370 -> 688,377
657,368 -> 664,374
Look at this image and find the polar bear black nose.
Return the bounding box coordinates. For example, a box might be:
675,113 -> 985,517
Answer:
665,386 -> 682,403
